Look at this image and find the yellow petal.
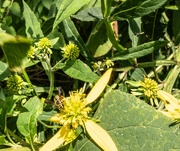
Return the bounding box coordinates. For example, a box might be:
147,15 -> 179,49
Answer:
39,126 -> 68,151
86,68 -> 112,104
84,120 -> 118,151
157,90 -> 179,108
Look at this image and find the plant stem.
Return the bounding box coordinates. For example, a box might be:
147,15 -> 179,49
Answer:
45,56 -> 54,100
22,70 -> 37,96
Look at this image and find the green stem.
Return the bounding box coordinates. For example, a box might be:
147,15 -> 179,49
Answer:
7,128 -> 29,146
45,56 -> 54,100
114,60 -> 177,72
22,70 -> 37,96
38,119 -> 61,129
52,57 -> 66,71
104,19 -> 125,52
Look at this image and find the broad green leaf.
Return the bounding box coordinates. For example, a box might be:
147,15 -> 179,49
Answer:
53,0 -> 91,29
17,96 -> 43,146
0,33 -> 32,73
86,21 -> 112,57
72,7 -> 103,21
0,61 -> 10,81
110,0 -> 168,20
23,0 -> 44,39
60,59 -> 99,83
60,18 -> 89,59
77,90 -> 180,150
111,41 -> 168,61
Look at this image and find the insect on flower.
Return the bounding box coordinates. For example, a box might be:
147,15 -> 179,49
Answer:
45,87 -> 64,109
54,87 -> 64,109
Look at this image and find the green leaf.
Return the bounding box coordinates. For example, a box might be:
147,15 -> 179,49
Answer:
128,17 -> 142,47
17,96 -> 43,146
86,21 -> 112,57
9,2 -> 21,17
53,0 -> 91,29
0,95 -> 26,132
173,10 -> 180,45
23,0 -> 44,39
72,7 -> 103,21
111,41 -> 168,61
0,33 -> 32,73
0,61 -> 10,81
61,59 -> 99,83
77,90 -> 180,150
60,18 -> 89,59
110,0 -> 168,20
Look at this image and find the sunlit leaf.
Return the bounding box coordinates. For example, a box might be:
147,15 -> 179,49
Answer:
0,33 -> 32,73
77,90 -> 180,150
53,0 -> 91,29
22,0 -> 44,39
17,97 -> 44,146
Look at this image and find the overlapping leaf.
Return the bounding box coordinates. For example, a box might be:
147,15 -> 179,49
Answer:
76,90 -> 180,151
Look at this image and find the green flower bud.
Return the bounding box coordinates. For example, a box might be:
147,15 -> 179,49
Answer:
7,74 -> 25,94
61,42 -> 79,60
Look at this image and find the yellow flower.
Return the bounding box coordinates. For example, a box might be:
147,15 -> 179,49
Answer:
61,42 -> 79,60
40,68 -> 118,151
140,76 -> 158,98
157,90 -> 180,121
35,37 -> 52,54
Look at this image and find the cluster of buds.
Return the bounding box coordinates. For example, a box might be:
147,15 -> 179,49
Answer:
92,57 -> 114,72
6,74 -> 27,94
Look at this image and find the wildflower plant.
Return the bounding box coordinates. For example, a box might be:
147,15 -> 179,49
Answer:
1,0 -> 180,150
40,68 -> 118,151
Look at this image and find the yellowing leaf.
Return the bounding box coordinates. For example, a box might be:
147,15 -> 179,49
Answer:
39,126 -> 68,151
84,120 -> 118,151
86,68 -> 112,104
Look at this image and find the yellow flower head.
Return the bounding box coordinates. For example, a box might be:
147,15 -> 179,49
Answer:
35,37 -> 52,54
50,89 -> 91,129
61,42 -> 79,60
7,74 -> 25,94
36,37 -> 52,50
140,76 -> 158,98
40,68 -> 118,151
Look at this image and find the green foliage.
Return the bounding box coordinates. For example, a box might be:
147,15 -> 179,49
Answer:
77,90 -> 180,150
0,0 -> 180,150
